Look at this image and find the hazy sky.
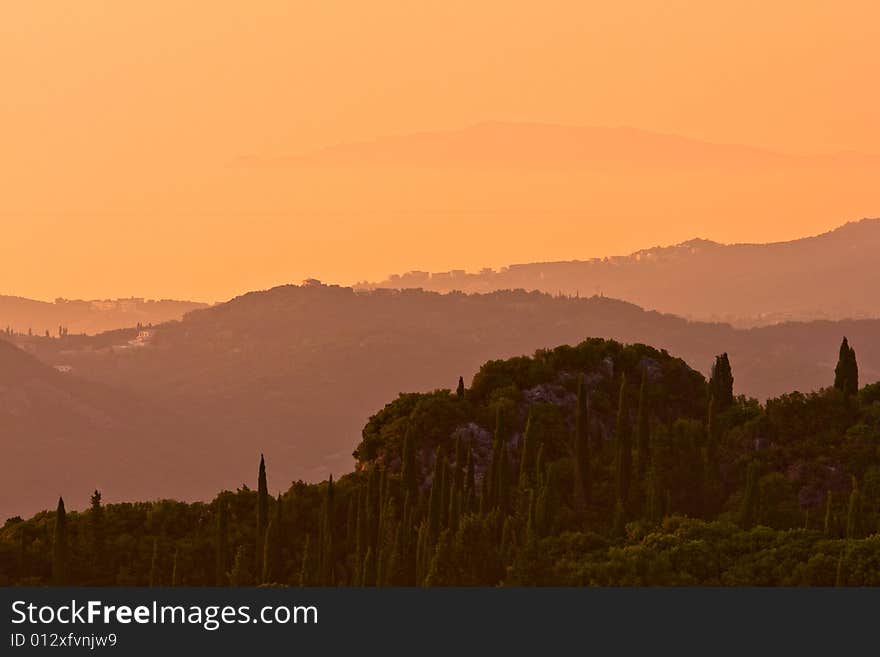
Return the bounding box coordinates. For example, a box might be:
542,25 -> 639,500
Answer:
2,1 -> 878,301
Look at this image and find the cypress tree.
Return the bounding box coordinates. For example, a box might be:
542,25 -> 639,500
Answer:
376,495 -> 395,587
427,448 -> 444,543
449,489 -> 461,535
500,516 -> 516,565
526,489 -> 537,543
709,354 -> 735,410
401,428 -> 417,502
401,492 -> 415,585
846,478 -> 861,539
465,449 -> 476,511
497,443 -> 511,516
89,490 -> 105,582
615,375 -> 632,509
613,373 -> 628,454
835,549 -> 847,587
377,467 -> 388,539
263,494 -> 283,584
535,443 -> 545,487
256,454 -> 269,579
52,497 -> 68,586
824,491 -> 834,537
415,521 -> 429,585
440,456 -> 450,530
702,396 -> 723,516
149,538 -> 159,587
366,466 -> 381,556
215,499 -> 229,586
385,520 -> 405,586
229,546 -> 251,587
834,337 -> 859,396
456,376 -> 465,398
519,413 -> 537,488
355,487 -> 366,575
706,396 -> 717,456
361,547 -> 375,587
487,406 -> 506,509
739,462 -> 759,529
321,476 -> 335,585
611,500 -> 626,537
298,535 -> 313,587
453,435 -> 465,499
645,463 -> 660,523
573,375 -> 590,506
346,490 -> 357,546
636,373 -> 650,481
171,547 -> 179,587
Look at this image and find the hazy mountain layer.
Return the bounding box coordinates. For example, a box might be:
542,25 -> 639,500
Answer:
361,218 -> 880,327
0,296 -> 207,336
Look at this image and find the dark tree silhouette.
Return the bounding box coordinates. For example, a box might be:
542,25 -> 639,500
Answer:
834,337 -> 859,396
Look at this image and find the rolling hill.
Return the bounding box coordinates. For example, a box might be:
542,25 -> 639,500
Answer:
4,283 -> 878,519
362,218 -> 880,326
0,296 -> 207,336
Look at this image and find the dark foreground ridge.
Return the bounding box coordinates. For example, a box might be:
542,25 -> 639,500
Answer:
2,337 -> 879,586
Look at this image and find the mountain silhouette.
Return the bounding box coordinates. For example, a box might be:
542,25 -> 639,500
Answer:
241,121 -> 880,171
362,218 -> 880,326
0,296 -> 206,336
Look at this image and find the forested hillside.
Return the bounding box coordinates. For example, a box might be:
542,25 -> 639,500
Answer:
3,284 -> 879,519
3,337 -> 879,586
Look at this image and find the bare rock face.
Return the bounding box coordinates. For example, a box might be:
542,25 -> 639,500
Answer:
449,422 -> 494,483
522,383 -> 575,409
639,357 -> 664,384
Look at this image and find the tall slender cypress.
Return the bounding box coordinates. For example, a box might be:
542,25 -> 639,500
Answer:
636,373 -> 650,481
401,428 -> 417,501
263,494 -> 283,584
355,487 -> 366,576
709,353 -> 735,410
453,435 -> 465,499
824,491 -> 834,537
52,497 -> 68,586
256,454 -> 269,579
487,406 -> 505,509
171,547 -> 179,587
573,374 -> 590,505
519,413 -> 537,488
497,443 -> 510,515
89,490 -> 105,583
614,375 -> 632,509
321,476 -> 335,585
739,462 -> 759,529
846,478 -> 861,539
215,499 -> 229,586
299,535 -> 313,587
834,337 -> 859,396
465,449 -> 476,512
148,538 -> 159,587
440,457 -> 450,530
427,448 -> 444,543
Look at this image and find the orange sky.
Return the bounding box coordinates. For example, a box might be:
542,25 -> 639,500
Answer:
2,1 -> 878,302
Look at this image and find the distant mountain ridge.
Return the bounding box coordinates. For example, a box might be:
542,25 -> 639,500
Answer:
239,121 -> 880,171
0,296 -> 207,336
360,218 -> 880,326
